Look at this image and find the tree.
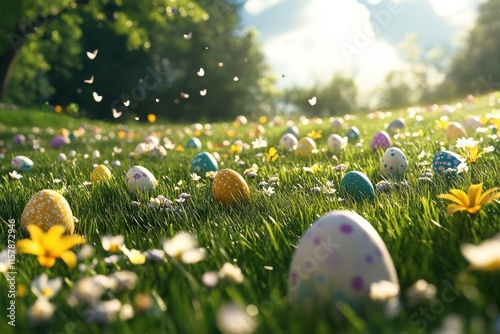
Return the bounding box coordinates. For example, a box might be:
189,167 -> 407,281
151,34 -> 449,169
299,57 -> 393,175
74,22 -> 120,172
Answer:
442,0 -> 500,96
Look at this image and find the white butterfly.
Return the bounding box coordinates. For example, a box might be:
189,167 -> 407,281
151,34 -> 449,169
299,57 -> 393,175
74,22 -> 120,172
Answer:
197,68 -> 205,77
308,96 -> 317,106
200,89 -> 207,96
93,92 -> 103,102
123,100 -> 130,107
84,75 -> 94,84
112,108 -> 122,118
86,49 -> 98,60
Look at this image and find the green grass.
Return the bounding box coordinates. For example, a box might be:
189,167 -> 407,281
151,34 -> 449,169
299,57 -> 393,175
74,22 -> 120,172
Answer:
1,96 -> 500,334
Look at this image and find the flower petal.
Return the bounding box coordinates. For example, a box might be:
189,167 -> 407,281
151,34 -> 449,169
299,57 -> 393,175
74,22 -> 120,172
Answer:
37,255 -> 56,268
26,225 -> 45,245
479,187 -> 500,206
467,183 -> 483,208
16,239 -> 44,256
446,204 -> 467,216
42,225 -> 67,250
438,192 -> 466,206
59,250 -> 77,268
52,235 -> 86,256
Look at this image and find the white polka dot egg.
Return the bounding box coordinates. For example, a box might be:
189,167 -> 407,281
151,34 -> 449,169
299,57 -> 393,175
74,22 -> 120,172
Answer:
212,169 -> 250,205
288,210 -> 399,311
21,189 -> 75,234
125,166 -> 157,193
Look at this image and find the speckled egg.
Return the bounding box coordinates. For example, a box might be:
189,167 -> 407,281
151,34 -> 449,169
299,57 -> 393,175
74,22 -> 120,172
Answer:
50,135 -> 70,149
345,126 -> 360,141
288,210 -> 399,310
91,164 -> 113,183
12,134 -> 26,144
11,155 -> 34,171
186,137 -> 202,150
212,169 -> 250,205
327,134 -> 348,153
370,131 -> 392,151
190,151 -> 218,174
431,151 -> 463,174
295,137 -> 317,158
284,125 -> 299,138
387,118 -> 405,133
445,122 -> 467,140
380,147 -> 407,177
125,166 -> 157,193
21,190 -> 74,234
340,171 -> 375,202
279,133 -> 298,151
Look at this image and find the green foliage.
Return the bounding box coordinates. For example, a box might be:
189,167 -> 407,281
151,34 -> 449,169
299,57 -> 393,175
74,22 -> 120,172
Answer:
283,73 -> 358,117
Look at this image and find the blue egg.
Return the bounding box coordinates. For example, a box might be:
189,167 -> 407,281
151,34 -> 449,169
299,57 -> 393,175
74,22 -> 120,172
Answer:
345,126 -> 360,140
387,118 -> 405,133
186,137 -> 202,150
431,151 -> 463,175
340,171 -> 375,202
190,151 -> 218,174
284,125 -> 299,138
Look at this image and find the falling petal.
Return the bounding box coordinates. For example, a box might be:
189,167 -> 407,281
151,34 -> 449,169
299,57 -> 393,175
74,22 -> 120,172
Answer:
84,75 -> 94,84
93,92 -> 103,102
86,49 -> 98,60
197,68 -> 205,76
308,96 -> 317,106
200,89 -> 207,96
112,109 -> 122,119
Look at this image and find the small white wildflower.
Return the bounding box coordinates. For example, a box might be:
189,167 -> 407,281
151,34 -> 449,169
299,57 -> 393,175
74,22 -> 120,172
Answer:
218,262 -> 244,284
406,279 -> 437,306
190,173 -> 201,181
262,186 -> 275,197
456,162 -> 469,174
162,232 -> 206,264
28,297 -> 55,324
31,273 -> 63,299
369,280 -> 400,301
9,170 -> 22,180
216,303 -> 256,334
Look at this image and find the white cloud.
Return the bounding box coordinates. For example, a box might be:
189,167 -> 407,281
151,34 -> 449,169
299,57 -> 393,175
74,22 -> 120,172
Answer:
260,0 -> 405,95
244,0 -> 283,15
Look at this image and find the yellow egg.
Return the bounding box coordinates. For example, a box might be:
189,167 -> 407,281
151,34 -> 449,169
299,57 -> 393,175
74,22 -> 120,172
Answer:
445,122 -> 467,140
212,169 -> 250,205
295,137 -> 317,158
21,190 -> 74,234
91,164 -> 113,183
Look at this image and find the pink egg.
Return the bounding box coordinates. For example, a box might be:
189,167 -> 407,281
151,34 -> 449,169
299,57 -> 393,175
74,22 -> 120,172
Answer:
370,131 -> 392,151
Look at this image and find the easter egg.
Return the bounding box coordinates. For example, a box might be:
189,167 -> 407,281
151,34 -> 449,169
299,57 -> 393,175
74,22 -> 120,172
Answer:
445,122 -> 467,140
463,116 -> 482,130
255,125 -> 265,136
387,118 -> 405,133
212,169 -> 250,205
190,151 -> 218,174
57,153 -> 67,161
186,137 -> 202,150
330,117 -> 344,130
284,125 -> 299,138
12,134 -> 26,144
21,190 -> 74,234
91,164 -> 113,183
295,137 -> 317,158
125,166 -> 157,193
340,171 -> 375,202
235,115 -> 248,126
431,151 -> 463,174
287,210 -> 399,310
380,147 -> 407,177
11,155 -> 34,171
144,135 -> 160,146
327,134 -> 348,153
370,131 -> 392,151
50,135 -> 70,149
279,133 -> 298,151
134,143 -> 151,157
345,126 -> 360,141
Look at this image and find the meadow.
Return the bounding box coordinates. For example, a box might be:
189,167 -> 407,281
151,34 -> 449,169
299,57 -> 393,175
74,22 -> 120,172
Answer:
0,94 -> 499,334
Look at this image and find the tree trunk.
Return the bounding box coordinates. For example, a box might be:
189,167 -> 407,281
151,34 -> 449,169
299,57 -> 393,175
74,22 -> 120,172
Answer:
0,44 -> 18,102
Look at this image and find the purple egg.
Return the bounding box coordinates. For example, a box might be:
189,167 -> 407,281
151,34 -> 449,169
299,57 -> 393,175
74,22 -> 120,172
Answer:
50,135 -> 70,149
370,131 -> 392,151
13,134 -> 26,144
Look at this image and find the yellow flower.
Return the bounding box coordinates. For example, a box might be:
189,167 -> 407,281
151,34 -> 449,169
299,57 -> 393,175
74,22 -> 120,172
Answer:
16,225 -> 86,268
438,183 -> 500,216
434,119 -> 448,131
147,114 -> 156,123
265,147 -> 278,162
230,144 -> 242,155
307,130 -> 322,140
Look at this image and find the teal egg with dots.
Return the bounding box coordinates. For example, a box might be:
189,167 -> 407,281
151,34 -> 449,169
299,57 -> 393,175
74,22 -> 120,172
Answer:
190,151 -> 218,175
380,147 -> 407,176
345,126 -> 360,140
340,171 -> 375,202
287,210 -> 399,312
186,137 -> 202,150
431,151 -> 463,175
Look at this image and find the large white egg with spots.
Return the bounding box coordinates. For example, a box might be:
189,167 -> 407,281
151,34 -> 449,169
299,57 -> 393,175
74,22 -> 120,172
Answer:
125,166 -> 157,193
279,133 -> 298,151
380,147 -> 407,177
288,210 -> 399,311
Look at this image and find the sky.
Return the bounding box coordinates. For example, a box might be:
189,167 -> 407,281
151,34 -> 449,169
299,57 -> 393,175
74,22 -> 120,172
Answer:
239,0 -> 484,101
